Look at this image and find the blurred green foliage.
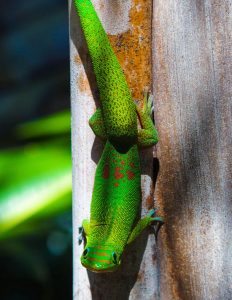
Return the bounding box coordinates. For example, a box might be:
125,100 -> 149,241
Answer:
0,111 -> 72,300
0,0 -> 72,297
0,111 -> 72,240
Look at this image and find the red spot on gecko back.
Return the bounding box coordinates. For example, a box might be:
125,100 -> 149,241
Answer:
126,170 -> 135,180
102,164 -> 110,179
130,162 -> 135,168
114,166 -> 124,180
114,182 -> 119,187
121,160 -> 125,165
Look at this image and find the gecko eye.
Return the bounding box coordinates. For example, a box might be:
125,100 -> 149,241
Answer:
112,252 -> 117,264
82,248 -> 89,258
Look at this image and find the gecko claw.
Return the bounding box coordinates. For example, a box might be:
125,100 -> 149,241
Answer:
151,218 -> 164,240
78,226 -> 84,245
141,90 -> 155,121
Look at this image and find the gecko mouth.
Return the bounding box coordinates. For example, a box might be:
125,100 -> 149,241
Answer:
84,264 -> 119,273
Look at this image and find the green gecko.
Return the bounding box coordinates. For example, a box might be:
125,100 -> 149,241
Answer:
74,0 -> 164,273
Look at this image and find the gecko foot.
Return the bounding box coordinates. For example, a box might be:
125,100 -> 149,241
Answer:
134,90 -> 155,123
148,209 -> 164,239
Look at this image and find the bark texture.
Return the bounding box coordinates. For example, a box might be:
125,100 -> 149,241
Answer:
153,1 -> 232,299
71,0 -> 232,299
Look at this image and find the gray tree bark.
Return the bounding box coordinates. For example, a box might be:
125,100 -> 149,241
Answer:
70,0 -> 232,299
153,1 -> 232,299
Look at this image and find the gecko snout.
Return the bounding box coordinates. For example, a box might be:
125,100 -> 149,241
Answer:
81,246 -> 121,272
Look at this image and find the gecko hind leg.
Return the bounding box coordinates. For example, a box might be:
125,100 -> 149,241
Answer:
135,92 -> 159,148
127,209 -> 164,245
89,108 -> 107,141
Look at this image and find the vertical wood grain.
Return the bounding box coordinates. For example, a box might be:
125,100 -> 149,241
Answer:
153,0 -> 232,299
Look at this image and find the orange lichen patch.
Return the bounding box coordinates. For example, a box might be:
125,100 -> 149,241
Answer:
74,54 -> 82,65
102,164 -> 110,179
77,72 -> 92,95
126,170 -> 135,180
114,167 -> 124,180
108,0 -> 152,101
146,195 -> 154,209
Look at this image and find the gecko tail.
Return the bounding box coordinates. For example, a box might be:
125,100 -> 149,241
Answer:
74,0 -> 111,62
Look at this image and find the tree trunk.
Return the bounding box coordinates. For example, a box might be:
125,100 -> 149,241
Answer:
70,0 -> 232,299
153,0 -> 232,299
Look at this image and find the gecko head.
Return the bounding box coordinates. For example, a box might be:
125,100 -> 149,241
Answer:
81,246 -> 121,273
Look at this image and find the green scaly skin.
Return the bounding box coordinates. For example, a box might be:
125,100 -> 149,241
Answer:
74,0 -> 163,273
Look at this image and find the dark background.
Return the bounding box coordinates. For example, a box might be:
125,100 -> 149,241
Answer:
0,0 -> 72,299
